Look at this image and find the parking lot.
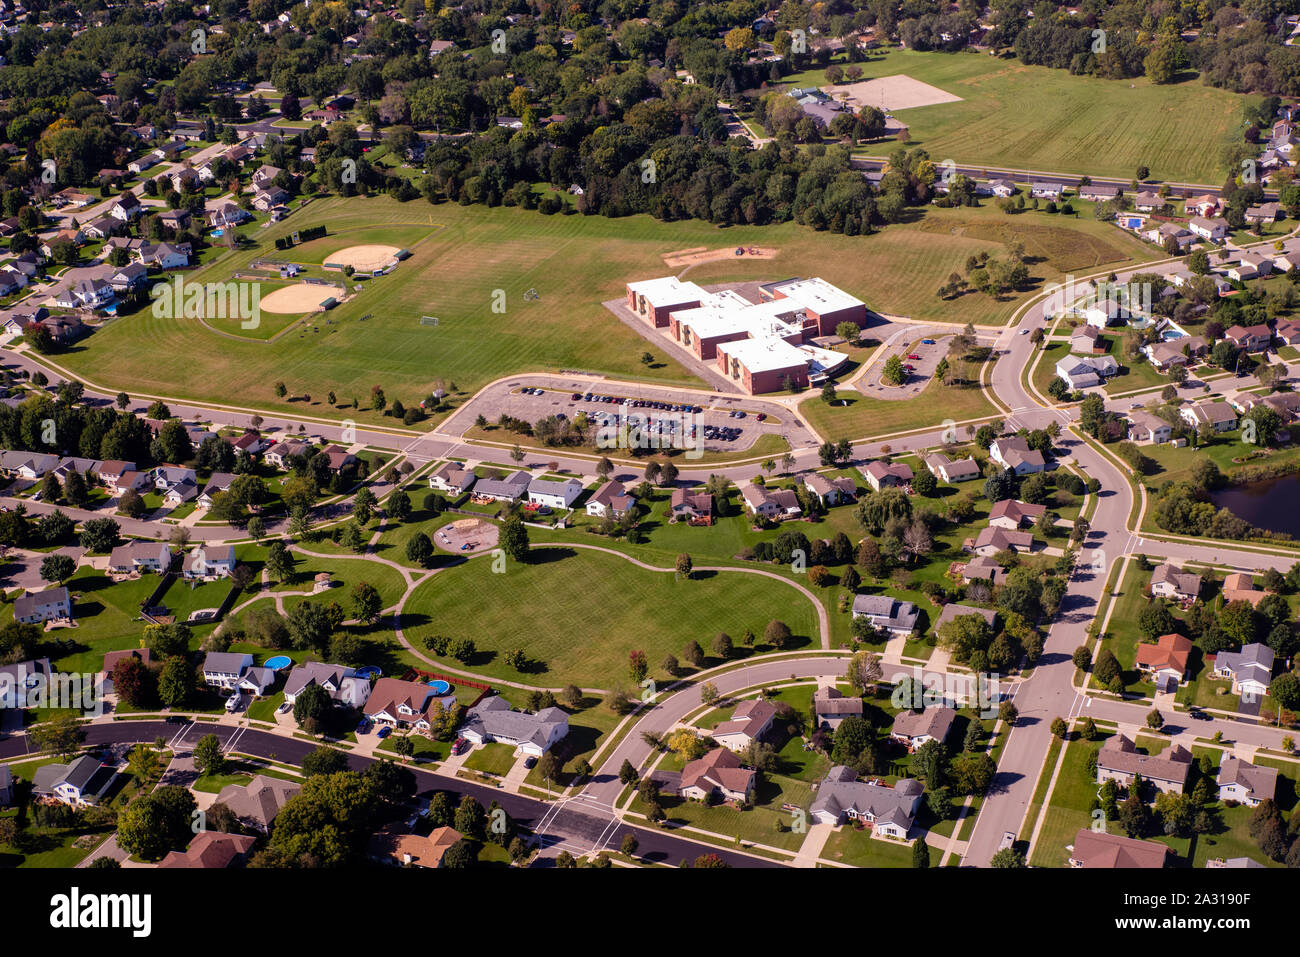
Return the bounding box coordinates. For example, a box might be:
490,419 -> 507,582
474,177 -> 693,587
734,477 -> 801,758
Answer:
448,375 -> 816,454
858,333 -> 954,396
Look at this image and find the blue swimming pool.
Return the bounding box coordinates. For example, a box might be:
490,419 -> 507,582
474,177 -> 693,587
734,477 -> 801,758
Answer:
264,655 -> 292,670
427,679 -> 452,694
356,666 -> 382,681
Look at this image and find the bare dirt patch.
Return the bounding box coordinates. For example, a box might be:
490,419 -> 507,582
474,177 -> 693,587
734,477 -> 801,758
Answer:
327,244 -> 403,272
824,74 -> 962,112
662,246 -> 780,269
259,282 -> 339,314
434,517 -> 499,555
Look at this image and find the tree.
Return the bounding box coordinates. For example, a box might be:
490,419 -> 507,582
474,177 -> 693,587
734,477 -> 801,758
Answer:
79,517 -> 120,553
912,837 -> 930,868
117,786 -> 196,861
157,656 -> 195,708
1050,716 -> 1068,739
265,540 -> 294,582
30,712 -> 84,757
764,619 -> 793,650
700,681 -> 719,705
990,847 -> 1026,868
387,489 -> 411,522
1146,709 -> 1164,731
712,632 -> 733,659
846,650 -> 881,694
351,582 -> 382,623
675,553 -> 693,579
39,553 -> 75,585
500,516 -> 530,561
882,354 -> 905,385
628,650 -> 648,683
302,746 -> 350,778
193,733 -> 225,775
406,532 -> 434,568
293,681 -> 333,732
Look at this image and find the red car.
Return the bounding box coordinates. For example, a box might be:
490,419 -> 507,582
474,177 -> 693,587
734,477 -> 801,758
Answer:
906,353 -> 921,360
756,412 -> 766,421
903,364 -> 915,372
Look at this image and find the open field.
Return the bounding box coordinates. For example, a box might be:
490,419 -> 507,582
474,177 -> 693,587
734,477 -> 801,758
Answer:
53,194 -> 1156,421
821,49 -> 1259,183
828,74 -> 962,111
801,375 -> 999,441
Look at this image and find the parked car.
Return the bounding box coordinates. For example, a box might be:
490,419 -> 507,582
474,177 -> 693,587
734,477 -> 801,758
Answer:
524,755 -> 538,769
452,737 -> 469,755
276,701 -> 292,715
907,353 -> 920,360
376,725 -> 392,739
921,338 -> 936,344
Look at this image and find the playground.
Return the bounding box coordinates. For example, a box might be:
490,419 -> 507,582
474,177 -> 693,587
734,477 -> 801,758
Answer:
435,517 -> 499,555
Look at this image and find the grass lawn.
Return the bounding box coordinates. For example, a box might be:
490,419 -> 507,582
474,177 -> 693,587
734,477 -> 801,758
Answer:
462,742 -> 519,777
819,825 -> 917,867
1103,360 -> 1169,395
632,771 -> 814,852
825,48 -> 1257,183
1031,342 -> 1071,397
1029,732 -> 1111,867
378,733 -> 449,763
801,376 -> 999,443
1141,435 -> 1300,488
402,545 -> 821,687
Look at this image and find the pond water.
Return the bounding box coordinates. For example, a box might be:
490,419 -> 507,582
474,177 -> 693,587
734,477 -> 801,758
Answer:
1208,475 -> 1300,537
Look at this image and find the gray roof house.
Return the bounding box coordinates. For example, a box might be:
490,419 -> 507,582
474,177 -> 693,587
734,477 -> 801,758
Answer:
13,586 -> 72,624
813,686 -> 863,730
0,657 -> 52,708
1211,643 -> 1275,700
852,594 -> 919,638
809,766 -> 924,838
215,775 -> 301,832
202,652 -> 254,690
1149,563 -> 1202,601
473,470 -> 531,502
32,755 -> 118,808
1217,757 -> 1277,807
890,706 -> 957,751
459,695 -> 569,756
283,662 -> 371,708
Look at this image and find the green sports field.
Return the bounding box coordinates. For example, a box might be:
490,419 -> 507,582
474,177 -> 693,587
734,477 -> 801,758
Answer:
818,49 -> 1260,184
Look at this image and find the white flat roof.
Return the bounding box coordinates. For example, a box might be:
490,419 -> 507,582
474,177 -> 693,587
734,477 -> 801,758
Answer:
771,277 -> 864,315
626,276 -> 707,306
720,336 -> 814,374
672,290 -> 804,339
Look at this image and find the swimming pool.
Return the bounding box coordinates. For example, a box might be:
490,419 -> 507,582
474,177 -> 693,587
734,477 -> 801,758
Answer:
356,666 -> 382,681
427,679 -> 452,694
264,655 -> 292,670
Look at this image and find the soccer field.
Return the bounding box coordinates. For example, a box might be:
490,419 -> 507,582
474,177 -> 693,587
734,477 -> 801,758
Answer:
804,49 -> 1260,184
53,194 -> 1153,422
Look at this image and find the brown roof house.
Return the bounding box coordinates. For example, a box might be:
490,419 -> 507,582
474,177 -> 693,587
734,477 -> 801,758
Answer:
1217,757 -> 1278,808
214,775 -> 301,832
368,824 -> 462,868
890,706 -> 957,751
813,686 -> 864,730
1222,572 -> 1266,607
1068,828 -> 1169,868
678,747 -> 756,804
670,488 -> 714,524
1096,735 -> 1192,794
158,831 -> 256,869
862,460 -> 913,492
711,698 -> 777,752
987,499 -> 1046,530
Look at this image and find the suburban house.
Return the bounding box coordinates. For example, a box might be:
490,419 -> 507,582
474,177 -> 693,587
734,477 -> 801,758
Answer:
1217,757 -> 1278,807
13,586 -> 72,625
1188,216 -> 1229,242
107,541 -> 173,575
1128,410 -> 1173,445
101,649 -> 154,695
1096,734 -> 1193,794
283,662 -> 371,709
458,695 -> 569,756
1222,572 -> 1266,607
1245,202 -> 1282,224
862,460 -> 914,491
925,453 -> 980,484
1070,325 -> 1105,353
988,178 -> 1017,197
0,658 -> 53,710
1180,401 -> 1238,432
526,476 -> 583,510
196,472 -> 237,508
809,767 -> 924,838
962,555 -> 1006,585
1132,191 -> 1163,211
988,499 -> 1047,530
971,526 -> 1033,556
1134,632 -> 1194,690
1030,181 -> 1063,200
427,462 -> 476,495
367,824 -> 462,868
215,776 -> 301,832
677,747 -> 756,804
669,489 -> 714,524
585,480 -> 635,518
185,544 -> 237,579
201,652 -> 255,691
1078,183 -> 1120,202
237,666 -> 276,698
1149,564 -> 1202,602
802,472 -> 857,506
935,603 -> 998,635
1225,323 -> 1272,352
1142,340 -> 1192,370
473,470 -> 531,502
1068,828 -> 1169,868
739,484 -> 802,521
1055,354 -> 1118,389
989,437 -> 1046,474
1210,643 -> 1275,700
264,438 -> 314,469
159,832 -> 257,869
813,686 -> 864,730
852,594 -> 919,638
1186,194 -> 1220,217
890,706 -> 957,751
710,698 -> 777,752
31,756 -> 118,808
365,678 -> 456,731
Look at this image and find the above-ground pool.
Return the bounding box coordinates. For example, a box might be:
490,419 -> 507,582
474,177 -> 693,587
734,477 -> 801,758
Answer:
264,655 -> 292,670
1161,329 -> 1186,341
356,666 -> 382,681
427,679 -> 452,694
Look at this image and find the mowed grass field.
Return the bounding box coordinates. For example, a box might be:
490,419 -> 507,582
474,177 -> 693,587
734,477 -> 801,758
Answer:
54,191 -> 1154,421
402,545 -> 821,688
829,49 -> 1258,183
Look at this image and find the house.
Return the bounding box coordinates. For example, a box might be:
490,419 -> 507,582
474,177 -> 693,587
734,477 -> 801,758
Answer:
988,178 -> 1017,197
202,652 -> 254,691
263,438 -> 313,469
971,526 -> 1033,556
109,192 -> 142,221
283,662 -> 371,709
1054,354 -> 1118,389
989,437 -> 1046,474
1217,757 -> 1277,807
137,242 -> 190,270
851,594 -> 919,638
962,555 -> 1006,585
526,476 -> 583,510
127,154 -> 160,174
13,586 -> 72,625
1145,222 -> 1194,250
253,187 -> 289,212
1096,734 -> 1192,793
1134,633 -> 1194,689
1078,183 -> 1121,202
365,678 -> 455,731
108,262 -> 149,293
670,488 -> 714,524
1068,828 -> 1169,868
251,164 -> 282,190
1189,216 -> 1229,242
427,462 -> 476,495
101,649 -> 154,695
1223,572 -> 1266,607
1275,319 -> 1300,347
473,470 -> 531,502
0,658 -> 53,710
924,453 -> 980,484
1133,191 -> 1163,211
802,472 -> 857,506
185,544 -> 237,579
368,824 -> 462,868
317,445 -> 357,473
1245,202 -> 1282,224
1030,181 -> 1062,200
812,686 -> 863,730
31,756 -> 118,808
1180,401 -> 1237,432
159,831 -> 257,869
890,706 -> 957,752
237,666 -> 276,698
1128,410 -> 1173,445
458,695 -> 569,756
1225,323 -> 1272,352
710,698 -> 777,752
677,747 -> 756,803
809,767 -> 924,838
862,460 -> 913,491
987,499 -> 1046,530
1149,564 -> 1202,602
0,450 -> 60,479
208,203 -> 249,229
1142,340 -> 1191,371
1211,643 -> 1275,701
1070,325 -> 1105,354
585,480 -> 635,518
58,277 -> 115,310
1264,390 -> 1300,423
739,484 -> 801,521
934,603 -> 998,635
108,541 -> 172,575
1186,194 -> 1220,218
214,775 -> 301,832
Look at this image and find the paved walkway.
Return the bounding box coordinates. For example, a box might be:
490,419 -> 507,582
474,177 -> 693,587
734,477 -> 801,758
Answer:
790,820 -> 834,867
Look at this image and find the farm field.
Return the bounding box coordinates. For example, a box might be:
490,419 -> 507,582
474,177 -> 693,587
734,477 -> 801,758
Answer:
823,49 -> 1257,184
54,192 -> 1154,421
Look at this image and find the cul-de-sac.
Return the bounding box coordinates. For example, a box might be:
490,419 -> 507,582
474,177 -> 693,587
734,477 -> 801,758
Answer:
3,0 -> 1300,877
